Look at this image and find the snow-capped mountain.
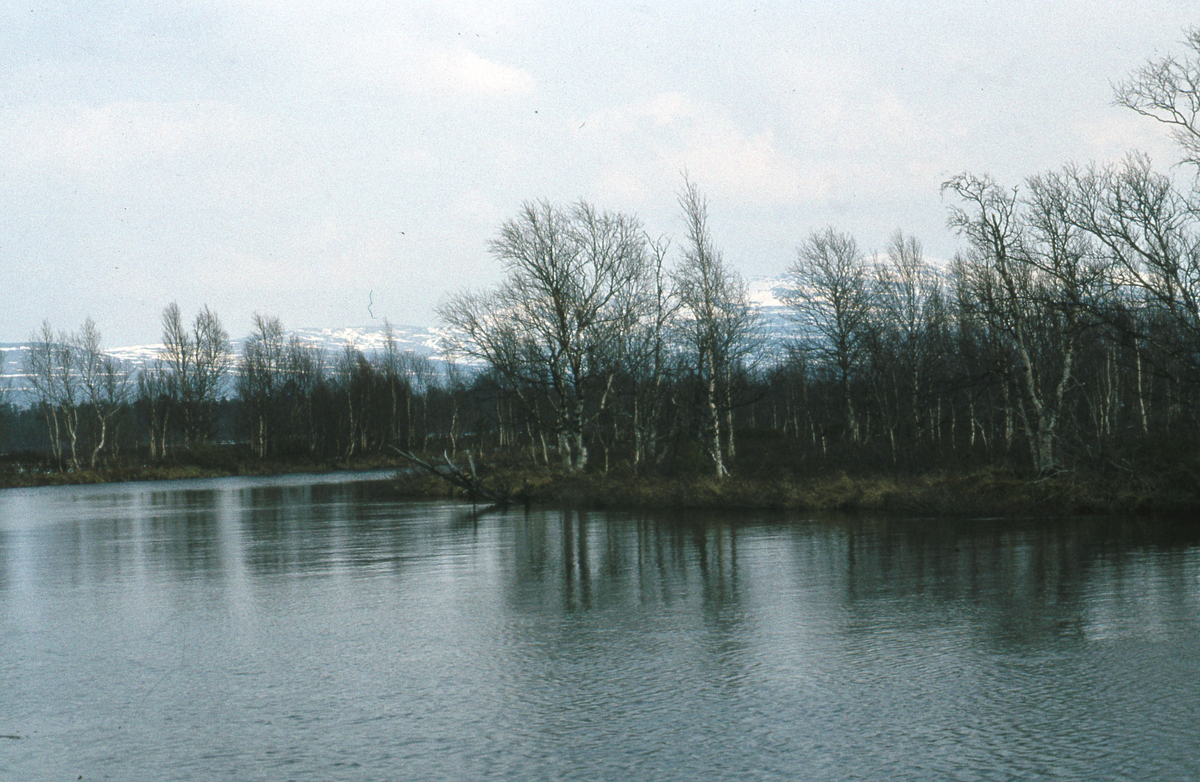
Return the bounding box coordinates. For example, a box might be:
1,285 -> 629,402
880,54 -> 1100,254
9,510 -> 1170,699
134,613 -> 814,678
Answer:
0,278 -> 800,406
747,276 -> 795,335
0,322 -> 454,405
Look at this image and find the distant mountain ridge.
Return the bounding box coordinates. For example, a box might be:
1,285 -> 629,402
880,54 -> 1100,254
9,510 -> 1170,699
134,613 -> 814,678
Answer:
0,278 -> 798,406
0,322 -> 453,405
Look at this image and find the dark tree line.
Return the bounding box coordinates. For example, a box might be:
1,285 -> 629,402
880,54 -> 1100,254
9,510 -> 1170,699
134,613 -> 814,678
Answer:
6,306 -> 457,469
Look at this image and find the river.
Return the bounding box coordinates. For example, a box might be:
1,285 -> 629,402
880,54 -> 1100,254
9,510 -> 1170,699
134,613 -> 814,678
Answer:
2,472 -> 1198,780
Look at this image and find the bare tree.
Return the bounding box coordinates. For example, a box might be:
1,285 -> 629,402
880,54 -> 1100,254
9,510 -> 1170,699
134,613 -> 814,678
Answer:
442,357 -> 467,458
944,172 -> 1101,473
238,314 -> 288,458
1056,155 -> 1200,363
74,318 -> 131,468
440,200 -> 651,472
333,343 -> 378,460
23,319 -> 130,470
160,303 -> 232,446
787,226 -> 874,443
137,359 -> 174,461
405,352 -> 437,450
284,334 -> 327,456
54,329 -> 82,469
1114,26 -> 1200,171
377,321 -> 417,449
23,322 -> 67,467
628,234 -> 679,470
870,230 -> 946,458
674,179 -> 761,477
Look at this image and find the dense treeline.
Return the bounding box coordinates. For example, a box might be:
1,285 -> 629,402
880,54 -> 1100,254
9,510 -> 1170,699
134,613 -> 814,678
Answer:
1,310 -> 463,470
5,31 -> 1200,492
435,172 -> 1200,483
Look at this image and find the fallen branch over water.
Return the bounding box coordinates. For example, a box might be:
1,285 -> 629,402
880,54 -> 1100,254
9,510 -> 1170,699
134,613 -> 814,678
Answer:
388,447 -> 511,506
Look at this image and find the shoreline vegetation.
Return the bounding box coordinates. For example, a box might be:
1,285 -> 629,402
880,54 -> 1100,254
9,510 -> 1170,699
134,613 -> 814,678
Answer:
5,445 -> 1194,519
388,455 -> 1200,518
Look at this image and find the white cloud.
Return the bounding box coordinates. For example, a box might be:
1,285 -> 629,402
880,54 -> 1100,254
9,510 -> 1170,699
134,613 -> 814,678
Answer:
288,19 -> 535,98
0,100 -> 265,177
642,92 -> 697,126
424,47 -> 534,96
6,0 -> 1199,344
581,92 -> 824,206
574,64 -> 949,214
1071,112 -> 1180,168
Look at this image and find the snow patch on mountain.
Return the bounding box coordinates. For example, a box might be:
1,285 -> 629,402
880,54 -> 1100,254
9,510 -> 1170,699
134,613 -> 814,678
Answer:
1,278 -> 802,405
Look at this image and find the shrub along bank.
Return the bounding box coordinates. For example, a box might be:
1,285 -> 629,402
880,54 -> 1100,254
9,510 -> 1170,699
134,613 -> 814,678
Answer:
389,453 -> 1200,518
3,443 -> 1197,518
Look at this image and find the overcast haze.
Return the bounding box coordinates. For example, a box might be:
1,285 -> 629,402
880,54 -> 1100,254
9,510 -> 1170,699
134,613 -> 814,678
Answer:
1,1 -> 1194,346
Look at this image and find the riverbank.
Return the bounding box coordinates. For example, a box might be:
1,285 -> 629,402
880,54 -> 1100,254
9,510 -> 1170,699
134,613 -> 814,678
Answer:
0,450 -> 406,490
390,461 -> 1200,517
4,447 -> 1197,517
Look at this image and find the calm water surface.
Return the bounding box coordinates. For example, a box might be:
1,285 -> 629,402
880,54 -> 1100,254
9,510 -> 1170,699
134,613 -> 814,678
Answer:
2,472 -> 1199,781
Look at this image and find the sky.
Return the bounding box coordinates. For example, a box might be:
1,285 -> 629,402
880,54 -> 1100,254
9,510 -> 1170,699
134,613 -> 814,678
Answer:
1,1 -> 1196,347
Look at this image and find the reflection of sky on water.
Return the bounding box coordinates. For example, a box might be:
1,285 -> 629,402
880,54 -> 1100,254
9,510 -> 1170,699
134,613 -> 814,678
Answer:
2,476 -> 1200,780
3,481 -> 1200,644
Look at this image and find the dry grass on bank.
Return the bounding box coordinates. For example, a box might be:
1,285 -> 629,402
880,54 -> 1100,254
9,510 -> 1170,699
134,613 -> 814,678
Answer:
5,445 -> 1197,518
390,461 -> 1200,517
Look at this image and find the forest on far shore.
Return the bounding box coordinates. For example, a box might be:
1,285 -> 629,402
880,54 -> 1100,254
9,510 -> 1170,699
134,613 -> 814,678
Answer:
4,30 -> 1200,513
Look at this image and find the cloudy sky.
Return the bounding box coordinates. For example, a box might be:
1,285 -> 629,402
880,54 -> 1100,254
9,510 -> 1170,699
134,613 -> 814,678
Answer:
1,1 -> 1195,346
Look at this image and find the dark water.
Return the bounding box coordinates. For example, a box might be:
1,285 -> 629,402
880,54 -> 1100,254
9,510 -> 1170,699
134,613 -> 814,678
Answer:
2,473 -> 1199,781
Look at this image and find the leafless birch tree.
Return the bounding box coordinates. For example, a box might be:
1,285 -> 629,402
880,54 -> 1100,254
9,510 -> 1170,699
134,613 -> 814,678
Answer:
440,200 -> 651,472
160,303 -> 231,446
788,227 -> 874,443
674,179 -> 761,477
944,172 -> 1101,473
1114,27 -> 1200,171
